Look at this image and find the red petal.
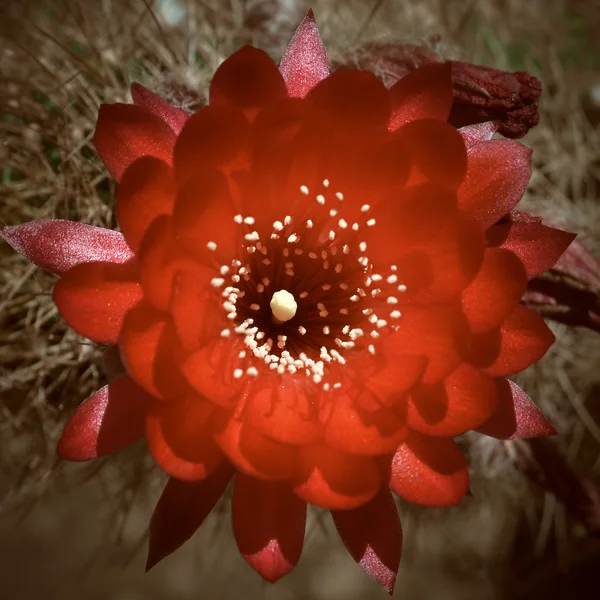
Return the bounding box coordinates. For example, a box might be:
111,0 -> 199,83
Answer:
368,187 -> 484,304
94,103 -> 176,181
462,248 -> 528,333
332,489 -> 402,594
57,376 -> 149,461
458,121 -> 498,148
146,466 -> 234,570
356,354 -> 428,411
279,9 -> 329,98
172,105 -> 250,187
170,270 -> 223,353
209,46 -> 287,111
117,157 -> 176,252
408,363 -> 498,436
476,378 -> 556,439
212,411 -> 298,481
325,394 -> 407,455
131,82 -> 189,135
146,394 -> 224,481
458,140 -> 532,228
53,261 -> 142,344
395,120 -> 467,189
388,431 -> 469,507
240,98 -> 313,231
385,307 -> 469,384
172,169 -> 239,266
136,215 -> 209,312
0,220 -> 133,274
232,475 -> 306,582
306,70 -> 390,129
119,302 -> 188,400
486,220 -> 576,279
291,443 -> 382,509
180,339 -> 245,409
469,305 -> 555,376
388,62 -> 453,131
136,215 -> 179,312
243,378 -> 323,445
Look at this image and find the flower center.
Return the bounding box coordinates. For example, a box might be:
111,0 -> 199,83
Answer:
208,179 -> 408,388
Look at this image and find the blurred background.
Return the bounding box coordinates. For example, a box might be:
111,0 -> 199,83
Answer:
1,0 -> 599,598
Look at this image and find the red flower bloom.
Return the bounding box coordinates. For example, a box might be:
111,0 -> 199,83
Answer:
1,11 -> 575,593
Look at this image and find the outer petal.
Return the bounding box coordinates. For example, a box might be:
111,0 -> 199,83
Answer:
458,121 -> 498,149
0,220 -> 133,274
476,378 -> 556,439
209,46 -> 287,110
458,140 -> 532,228
131,82 -> 190,135
117,157 -> 176,252
306,70 -> 390,129
407,363 -> 498,437
388,62 -> 453,131
146,465 -> 234,570
388,431 -> 469,507
94,103 -> 176,181
332,489 -> 402,595
486,219 -> 576,279
146,395 -> 224,481
232,475 -> 306,583
461,247 -> 528,333
57,376 -> 149,461
53,261 -> 142,344
291,443 -> 382,510
469,305 -> 555,377
279,9 -> 329,98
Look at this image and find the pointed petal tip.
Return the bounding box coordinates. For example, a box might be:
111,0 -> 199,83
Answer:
57,377 -> 148,461
332,490 -> 402,594
144,555 -> 158,573
279,7 -> 328,98
0,220 -> 133,274
147,469 -> 234,573
476,379 -> 556,440
245,549 -> 294,583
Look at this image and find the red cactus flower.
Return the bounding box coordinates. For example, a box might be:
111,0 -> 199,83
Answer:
0,10 -> 576,593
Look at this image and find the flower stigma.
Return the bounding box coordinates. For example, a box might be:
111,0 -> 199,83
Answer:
270,289 -> 298,324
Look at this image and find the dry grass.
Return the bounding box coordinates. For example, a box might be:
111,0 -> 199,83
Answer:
1,0 -> 599,597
